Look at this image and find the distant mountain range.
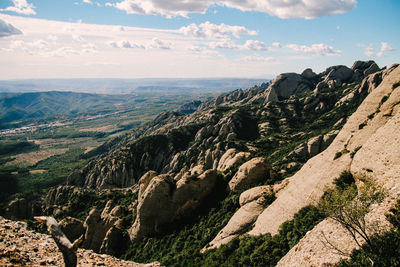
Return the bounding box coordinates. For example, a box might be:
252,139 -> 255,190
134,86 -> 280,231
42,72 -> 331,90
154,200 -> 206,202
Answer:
0,91 -> 137,128
0,78 -> 270,94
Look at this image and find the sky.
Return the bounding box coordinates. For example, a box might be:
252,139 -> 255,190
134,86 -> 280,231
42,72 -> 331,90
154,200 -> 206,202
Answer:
0,0 -> 399,79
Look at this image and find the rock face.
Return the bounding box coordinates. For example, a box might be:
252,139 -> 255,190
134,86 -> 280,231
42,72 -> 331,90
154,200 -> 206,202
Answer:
204,198 -> 267,251
82,201 -> 129,257
177,100 -> 202,114
289,131 -> 338,161
228,157 -> 272,191
129,169 -> 218,241
264,73 -> 313,102
25,59 -> 394,264
217,148 -> 251,172
0,216 -> 158,266
252,65 -> 400,266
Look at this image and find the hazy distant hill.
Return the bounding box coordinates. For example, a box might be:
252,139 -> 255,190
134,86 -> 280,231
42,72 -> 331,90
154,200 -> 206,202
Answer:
0,91 -> 135,127
0,78 -> 269,94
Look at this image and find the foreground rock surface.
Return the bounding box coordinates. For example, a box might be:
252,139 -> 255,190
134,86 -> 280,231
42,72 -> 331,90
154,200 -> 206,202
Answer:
0,217 -> 159,267
275,65 -> 400,265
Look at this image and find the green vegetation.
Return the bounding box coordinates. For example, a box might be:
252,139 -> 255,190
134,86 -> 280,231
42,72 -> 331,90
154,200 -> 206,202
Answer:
380,95 -> 389,105
123,203 -> 323,266
350,146 -> 362,158
0,147 -> 87,201
334,151 -> 342,160
358,121 -> 367,129
333,171 -> 355,191
336,198 -> 400,267
53,189 -> 137,224
0,140 -> 39,155
319,177 -> 385,259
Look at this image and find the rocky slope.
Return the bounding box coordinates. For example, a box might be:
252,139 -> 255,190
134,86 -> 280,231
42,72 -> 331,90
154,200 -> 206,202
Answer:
277,64 -> 400,266
4,60 -> 397,265
0,216 -> 159,266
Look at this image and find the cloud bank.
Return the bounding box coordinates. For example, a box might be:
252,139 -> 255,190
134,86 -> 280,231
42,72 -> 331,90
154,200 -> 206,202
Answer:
179,21 -> 257,39
0,19 -> 22,37
108,0 -> 357,19
286,43 -> 342,56
0,0 -> 36,15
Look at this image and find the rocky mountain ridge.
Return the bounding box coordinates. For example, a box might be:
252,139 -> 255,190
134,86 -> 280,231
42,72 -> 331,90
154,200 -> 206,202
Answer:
4,60 -> 399,266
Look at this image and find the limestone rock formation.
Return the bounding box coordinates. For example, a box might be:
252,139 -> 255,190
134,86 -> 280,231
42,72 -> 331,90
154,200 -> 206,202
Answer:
82,200 -> 129,257
228,157 -> 272,191
255,65 -> 400,265
129,169 -> 218,241
204,198 -> 266,251
217,148 -> 251,172
264,73 -> 313,102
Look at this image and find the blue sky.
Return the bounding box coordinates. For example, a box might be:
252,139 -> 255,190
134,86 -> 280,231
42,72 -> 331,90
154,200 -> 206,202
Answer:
0,0 -> 399,79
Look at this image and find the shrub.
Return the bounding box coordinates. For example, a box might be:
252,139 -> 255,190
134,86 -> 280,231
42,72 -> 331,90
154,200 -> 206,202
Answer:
337,198 -> 400,267
358,121 -> 367,129
393,81 -> 400,89
319,180 -> 385,256
350,146 -> 362,159
380,95 -> 389,105
334,151 -> 342,160
333,171 -> 355,191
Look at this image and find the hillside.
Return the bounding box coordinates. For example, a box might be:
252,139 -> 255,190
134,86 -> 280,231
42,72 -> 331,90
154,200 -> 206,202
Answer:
0,91 -> 132,125
2,60 -> 400,266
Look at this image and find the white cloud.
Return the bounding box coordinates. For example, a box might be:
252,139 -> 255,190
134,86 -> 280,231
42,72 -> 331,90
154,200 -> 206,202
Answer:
108,40 -> 145,49
210,39 -> 268,51
0,18 -> 22,37
272,42 -> 281,48
109,0 -> 356,19
242,55 -> 276,63
187,45 -> 221,58
179,21 -> 257,39
364,45 -> 374,57
362,42 -> 395,57
149,38 -> 172,50
0,0 -> 36,15
108,38 -> 171,50
380,42 -> 395,52
286,43 -> 341,56
210,39 -> 238,50
47,35 -> 58,42
83,0 -> 93,4
242,40 -> 268,51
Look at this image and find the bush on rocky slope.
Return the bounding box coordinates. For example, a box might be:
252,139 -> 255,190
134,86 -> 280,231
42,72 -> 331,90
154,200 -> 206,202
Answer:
336,199 -> 400,267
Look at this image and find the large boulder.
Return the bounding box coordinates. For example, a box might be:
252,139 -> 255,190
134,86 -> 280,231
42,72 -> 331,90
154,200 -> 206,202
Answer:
228,157 -> 272,191
129,174 -> 174,240
203,198 -> 267,251
264,73 -> 313,102
173,170 -> 218,218
82,200 -> 129,257
138,170 -> 158,199
99,226 -> 129,257
217,148 -> 251,172
301,68 -> 317,80
129,170 -> 218,241
239,185 -> 273,206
